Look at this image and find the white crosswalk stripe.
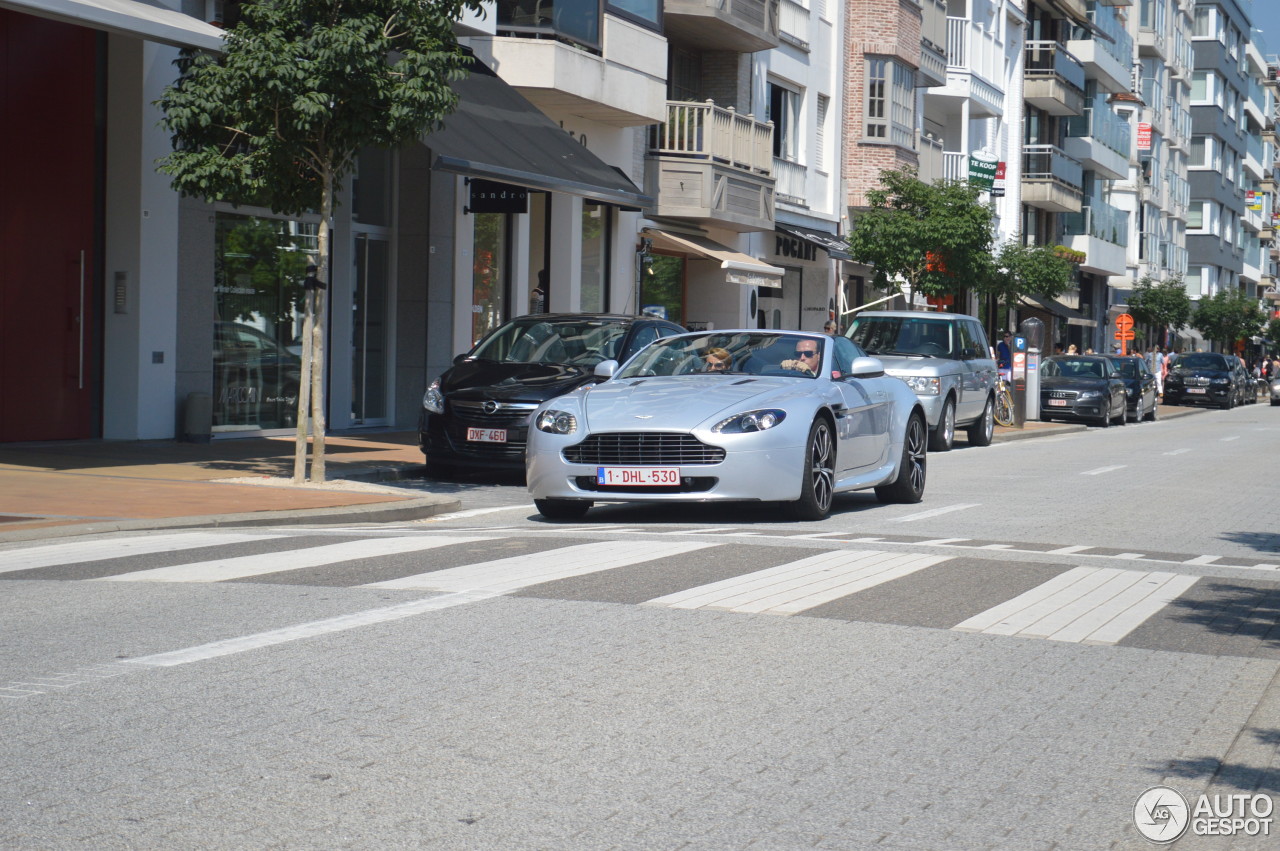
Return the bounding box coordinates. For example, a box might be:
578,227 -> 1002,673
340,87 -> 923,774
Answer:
952,567 -> 1199,644
93,536 -> 491,583
365,540 -> 719,593
643,549 -> 952,615
0,531 -> 287,574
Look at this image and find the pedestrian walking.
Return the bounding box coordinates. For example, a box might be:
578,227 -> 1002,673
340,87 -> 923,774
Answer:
1151,347 -> 1165,400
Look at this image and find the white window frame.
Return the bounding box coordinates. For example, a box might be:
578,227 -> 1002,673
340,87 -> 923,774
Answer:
769,80 -> 802,164
864,58 -> 915,150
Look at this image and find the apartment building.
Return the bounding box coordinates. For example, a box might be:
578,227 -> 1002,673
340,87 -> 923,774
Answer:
1266,50 -> 1280,321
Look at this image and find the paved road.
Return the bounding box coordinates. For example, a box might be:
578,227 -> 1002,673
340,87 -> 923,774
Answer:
2,404 -> 1278,849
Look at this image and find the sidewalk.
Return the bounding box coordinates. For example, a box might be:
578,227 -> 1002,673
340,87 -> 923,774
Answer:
0,404 -> 1206,544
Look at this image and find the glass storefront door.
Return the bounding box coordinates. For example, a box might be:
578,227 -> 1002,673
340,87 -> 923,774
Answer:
352,234 -> 389,424
472,213 -> 510,345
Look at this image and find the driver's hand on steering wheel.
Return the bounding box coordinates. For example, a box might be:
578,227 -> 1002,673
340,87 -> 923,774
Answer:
782,344 -> 820,373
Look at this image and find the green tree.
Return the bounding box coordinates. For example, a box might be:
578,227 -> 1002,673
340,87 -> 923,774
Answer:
985,241 -> 1075,312
1126,274 -> 1193,346
845,169 -> 994,309
1192,288 -> 1266,350
1266,316 -> 1280,348
157,0 -> 482,482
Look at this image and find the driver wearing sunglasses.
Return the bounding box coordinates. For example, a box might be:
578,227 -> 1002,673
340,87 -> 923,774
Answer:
780,339 -> 821,374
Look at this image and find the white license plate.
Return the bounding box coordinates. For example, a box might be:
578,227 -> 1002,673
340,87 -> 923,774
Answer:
1047,398 -> 1068,407
466,427 -> 507,443
596,466 -> 680,486
1187,388 -> 1207,394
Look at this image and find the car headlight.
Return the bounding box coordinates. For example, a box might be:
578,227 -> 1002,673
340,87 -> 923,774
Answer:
535,409 -> 577,435
422,380 -> 444,414
712,409 -> 787,433
1078,390 -> 1102,399
1211,377 -> 1229,384
899,375 -> 941,395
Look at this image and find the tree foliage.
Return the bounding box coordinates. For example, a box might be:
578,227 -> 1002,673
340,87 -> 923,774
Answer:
985,241 -> 1075,312
1126,274 -> 1193,336
1266,316 -> 1280,349
156,0 -> 483,481
845,170 -> 994,308
1192,287 -> 1266,350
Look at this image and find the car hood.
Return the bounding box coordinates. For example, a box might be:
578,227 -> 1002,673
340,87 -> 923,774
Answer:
871,354 -> 959,376
1041,375 -> 1109,391
441,360 -> 594,402
580,376 -> 811,432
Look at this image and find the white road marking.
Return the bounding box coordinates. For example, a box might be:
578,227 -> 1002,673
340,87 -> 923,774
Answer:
1113,553 -> 1145,560
1081,465 -> 1126,476
916,538 -> 970,546
427,506 -> 531,522
120,591 -> 501,667
1220,435 -> 1240,442
644,549 -> 951,615
893,503 -> 981,522
364,540 -> 719,592
0,531 -> 286,574
980,544 -> 1014,550
1046,545 -> 1091,555
94,536 -> 490,583
952,567 -> 1198,644
1164,448 -> 1192,456
1184,555 -> 1220,565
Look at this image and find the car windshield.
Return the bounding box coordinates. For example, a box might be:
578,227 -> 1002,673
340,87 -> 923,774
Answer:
469,318 -> 629,366
616,332 -> 826,379
1043,357 -> 1107,378
847,316 -> 957,358
1109,359 -> 1141,379
1173,353 -> 1227,371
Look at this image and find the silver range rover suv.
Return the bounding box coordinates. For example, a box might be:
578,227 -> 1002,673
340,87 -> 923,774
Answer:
845,310 -> 998,451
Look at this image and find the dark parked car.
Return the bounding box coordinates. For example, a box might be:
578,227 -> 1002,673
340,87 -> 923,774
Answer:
1163,352 -> 1244,409
1230,356 -> 1255,405
1039,355 -> 1127,427
418,314 -> 684,474
1103,355 -> 1157,423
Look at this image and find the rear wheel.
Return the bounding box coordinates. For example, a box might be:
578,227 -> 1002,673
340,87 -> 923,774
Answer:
535,498 -> 593,520
967,396 -> 994,446
875,412 -> 926,504
788,419 -> 836,521
929,398 -> 955,452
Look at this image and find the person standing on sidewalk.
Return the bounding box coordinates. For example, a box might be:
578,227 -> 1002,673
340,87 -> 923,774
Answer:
1150,347 -> 1165,401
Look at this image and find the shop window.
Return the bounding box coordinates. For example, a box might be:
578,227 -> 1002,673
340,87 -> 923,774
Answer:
473,213 -> 510,345
581,202 -> 611,313
213,213 -> 317,433
642,254 -> 685,325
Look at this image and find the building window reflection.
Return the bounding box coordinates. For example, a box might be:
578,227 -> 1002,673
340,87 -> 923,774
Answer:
212,213 -> 317,433
473,212 -> 510,345
496,0 -> 604,50
581,202 -> 610,312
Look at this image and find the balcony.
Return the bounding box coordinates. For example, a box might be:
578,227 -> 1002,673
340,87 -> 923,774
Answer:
663,0 -> 780,53
1063,202 -> 1130,276
1024,41 -> 1085,116
1064,102 -> 1131,180
1023,144 -> 1084,212
919,0 -> 948,88
938,16 -> 1006,117
1066,3 -> 1133,94
917,133 -> 945,183
644,100 -> 776,232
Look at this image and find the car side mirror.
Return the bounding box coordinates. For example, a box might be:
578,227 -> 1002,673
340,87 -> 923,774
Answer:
593,359 -> 619,379
849,356 -> 885,378
453,353 -> 469,365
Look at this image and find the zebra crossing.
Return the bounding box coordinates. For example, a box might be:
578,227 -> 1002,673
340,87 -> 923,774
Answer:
2,529 -> 1277,659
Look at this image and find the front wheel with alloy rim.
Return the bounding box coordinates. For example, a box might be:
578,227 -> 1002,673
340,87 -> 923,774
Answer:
534,498 -> 593,520
875,411 -> 927,504
929,397 -> 955,452
787,418 -> 836,521
967,396 -> 994,446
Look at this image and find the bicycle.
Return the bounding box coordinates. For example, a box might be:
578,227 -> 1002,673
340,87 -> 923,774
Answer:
993,372 -> 1014,427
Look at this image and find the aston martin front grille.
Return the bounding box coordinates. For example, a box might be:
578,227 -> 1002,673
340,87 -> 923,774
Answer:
563,433 -> 726,466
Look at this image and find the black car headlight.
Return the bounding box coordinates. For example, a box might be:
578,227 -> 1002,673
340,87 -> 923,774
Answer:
535,409 -> 577,435
1211,377 -> 1229,385
422,380 -> 444,414
712,409 -> 787,433
1078,390 -> 1102,400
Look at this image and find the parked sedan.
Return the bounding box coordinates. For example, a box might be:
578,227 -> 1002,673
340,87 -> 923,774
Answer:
526,331 -> 928,521
419,314 -> 684,474
1039,355 -> 1128,427
1103,355 -> 1157,422
1163,352 -> 1243,409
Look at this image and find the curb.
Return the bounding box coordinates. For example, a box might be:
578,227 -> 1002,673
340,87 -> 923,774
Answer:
0,495 -> 461,544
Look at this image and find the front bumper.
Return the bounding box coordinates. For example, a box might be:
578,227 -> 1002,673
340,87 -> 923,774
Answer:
1164,386 -> 1230,406
1041,396 -> 1108,421
418,410 -> 530,470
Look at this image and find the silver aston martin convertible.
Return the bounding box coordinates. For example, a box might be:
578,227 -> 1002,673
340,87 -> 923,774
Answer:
526,330 -> 928,521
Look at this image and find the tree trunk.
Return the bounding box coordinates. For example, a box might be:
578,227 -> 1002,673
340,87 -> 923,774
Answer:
293,290 -> 315,483
310,171 -> 333,483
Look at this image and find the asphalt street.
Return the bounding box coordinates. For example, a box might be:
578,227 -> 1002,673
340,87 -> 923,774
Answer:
2,404 -> 1278,849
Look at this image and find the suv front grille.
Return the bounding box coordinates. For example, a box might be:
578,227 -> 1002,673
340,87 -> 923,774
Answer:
563,433 -> 726,466
449,400 -> 540,426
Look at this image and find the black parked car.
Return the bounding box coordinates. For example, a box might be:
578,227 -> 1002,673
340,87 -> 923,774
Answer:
418,314 -> 685,474
1163,352 -> 1243,409
1039,355 -> 1128,427
1103,355 -> 1157,423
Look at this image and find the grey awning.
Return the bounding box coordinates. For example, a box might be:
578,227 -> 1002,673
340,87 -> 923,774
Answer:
776,224 -> 852,260
644,228 -> 784,288
0,0 -> 224,51
1021,294 -> 1098,327
424,55 -> 651,210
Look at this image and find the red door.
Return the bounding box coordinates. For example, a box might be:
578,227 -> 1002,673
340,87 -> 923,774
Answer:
0,10 -> 99,441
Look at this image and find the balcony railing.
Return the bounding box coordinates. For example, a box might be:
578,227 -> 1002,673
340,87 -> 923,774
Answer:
1064,100 -> 1131,156
1141,77 -> 1165,123
1023,144 -> 1084,186
1064,202 -> 1130,246
946,16 -> 1004,85
943,151 -> 967,183
647,100 -> 774,176
1085,2 -> 1133,66
779,0 -> 808,47
773,157 -> 806,205
1024,40 -> 1086,92
496,0 -> 602,51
